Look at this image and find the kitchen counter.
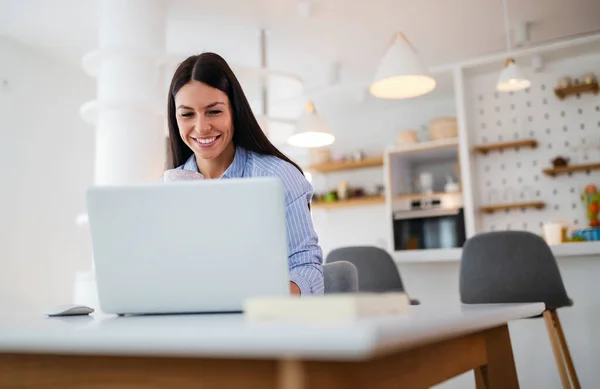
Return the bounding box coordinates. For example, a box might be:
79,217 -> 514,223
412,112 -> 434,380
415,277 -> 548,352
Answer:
392,241 -> 600,263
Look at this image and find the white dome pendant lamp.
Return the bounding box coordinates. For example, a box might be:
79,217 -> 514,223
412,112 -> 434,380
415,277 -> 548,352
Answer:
496,0 -> 531,91
369,32 -> 436,99
287,101 -> 335,148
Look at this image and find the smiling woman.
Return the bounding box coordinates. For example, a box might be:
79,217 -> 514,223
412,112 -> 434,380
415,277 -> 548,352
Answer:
160,52 -> 324,296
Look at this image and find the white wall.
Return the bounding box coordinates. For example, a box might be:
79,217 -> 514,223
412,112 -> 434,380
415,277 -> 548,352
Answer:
0,37 -> 95,312
466,51 -> 600,235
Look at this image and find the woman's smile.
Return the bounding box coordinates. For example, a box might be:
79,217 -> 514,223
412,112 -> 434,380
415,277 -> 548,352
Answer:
191,135 -> 221,148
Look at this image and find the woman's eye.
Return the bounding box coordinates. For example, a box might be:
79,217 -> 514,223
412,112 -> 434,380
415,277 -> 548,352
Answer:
207,110 -> 222,115
181,112 -> 194,118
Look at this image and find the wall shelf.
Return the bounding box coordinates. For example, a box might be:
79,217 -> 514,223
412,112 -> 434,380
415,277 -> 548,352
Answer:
554,81 -> 599,100
307,156 -> 383,173
393,192 -> 456,202
388,138 -> 459,157
473,139 -> 538,155
480,201 -> 546,214
312,196 -> 385,209
543,163 -> 600,177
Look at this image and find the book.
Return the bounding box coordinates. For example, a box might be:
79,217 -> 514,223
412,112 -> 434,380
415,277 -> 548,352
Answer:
243,292 -> 410,323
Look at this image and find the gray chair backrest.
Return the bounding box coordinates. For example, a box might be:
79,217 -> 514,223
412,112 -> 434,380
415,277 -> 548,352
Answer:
323,261 -> 359,293
459,230 -> 572,310
325,246 -> 405,293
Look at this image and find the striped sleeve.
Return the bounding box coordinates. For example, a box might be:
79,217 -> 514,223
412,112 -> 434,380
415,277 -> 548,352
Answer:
276,162 -> 324,295
253,156 -> 325,295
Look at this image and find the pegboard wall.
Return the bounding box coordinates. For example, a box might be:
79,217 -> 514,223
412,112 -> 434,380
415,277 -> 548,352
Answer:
466,54 -> 600,234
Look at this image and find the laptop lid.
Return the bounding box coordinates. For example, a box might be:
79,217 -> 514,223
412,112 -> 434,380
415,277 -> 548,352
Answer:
85,177 -> 290,315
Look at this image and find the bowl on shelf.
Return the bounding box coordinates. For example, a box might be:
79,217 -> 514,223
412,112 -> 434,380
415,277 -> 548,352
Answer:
429,117 -> 457,141
396,130 -> 419,145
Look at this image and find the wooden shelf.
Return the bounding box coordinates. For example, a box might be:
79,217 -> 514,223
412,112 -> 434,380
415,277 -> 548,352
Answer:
393,192 -> 460,202
388,138 -> 459,156
473,139 -> 537,155
480,201 -> 546,214
307,156 -> 383,173
311,196 -> 385,209
554,81 -> 599,100
543,162 -> 600,177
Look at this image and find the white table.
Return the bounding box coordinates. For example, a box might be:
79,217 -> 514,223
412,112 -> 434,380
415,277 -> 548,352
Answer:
0,302 -> 545,389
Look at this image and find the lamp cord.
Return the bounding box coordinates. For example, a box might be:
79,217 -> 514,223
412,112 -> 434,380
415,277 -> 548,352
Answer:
502,0 -> 512,55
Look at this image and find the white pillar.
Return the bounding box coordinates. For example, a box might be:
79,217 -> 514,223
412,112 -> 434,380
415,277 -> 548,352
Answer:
82,0 -> 167,185
75,0 -> 167,307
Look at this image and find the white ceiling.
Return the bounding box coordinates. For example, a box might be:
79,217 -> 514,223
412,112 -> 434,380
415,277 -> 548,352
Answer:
2,0 -> 600,89
2,0 -> 599,159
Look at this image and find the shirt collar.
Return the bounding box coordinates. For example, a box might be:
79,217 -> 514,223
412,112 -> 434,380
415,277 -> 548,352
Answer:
182,145 -> 247,179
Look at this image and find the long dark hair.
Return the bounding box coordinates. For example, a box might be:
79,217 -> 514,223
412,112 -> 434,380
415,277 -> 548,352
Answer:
167,52 -> 304,177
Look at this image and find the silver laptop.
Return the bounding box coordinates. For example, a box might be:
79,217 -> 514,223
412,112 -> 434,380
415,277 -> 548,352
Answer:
85,177 -> 290,315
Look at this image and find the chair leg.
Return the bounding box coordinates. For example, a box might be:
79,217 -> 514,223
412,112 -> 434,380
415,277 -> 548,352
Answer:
543,310 -> 571,389
550,310 -> 581,389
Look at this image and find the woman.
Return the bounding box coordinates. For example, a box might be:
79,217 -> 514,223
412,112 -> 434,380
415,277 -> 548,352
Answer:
161,52 -> 324,296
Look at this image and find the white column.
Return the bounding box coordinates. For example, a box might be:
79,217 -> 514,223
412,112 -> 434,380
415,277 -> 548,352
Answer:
75,0 -> 167,307
82,0 -> 167,185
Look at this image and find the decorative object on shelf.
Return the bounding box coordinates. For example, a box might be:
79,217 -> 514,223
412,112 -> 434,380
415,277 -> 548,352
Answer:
429,117 -> 457,141
308,147 -> 331,165
551,156 -> 570,168
337,180 -> 349,201
581,184 -> 600,227
396,130 -> 419,145
480,201 -> 546,214
416,172 -> 434,194
444,175 -> 460,193
312,196 -> 385,209
571,227 -> 600,242
351,150 -> 365,161
554,73 -> 599,100
543,162 -> 600,177
473,139 -> 537,154
307,155 -> 383,173
557,76 -> 572,89
496,0 -> 530,92
369,32 -> 436,99
287,101 -> 335,148
543,222 -> 564,245
583,72 -> 597,85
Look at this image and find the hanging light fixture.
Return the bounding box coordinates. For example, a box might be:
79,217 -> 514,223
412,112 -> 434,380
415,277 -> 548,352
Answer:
287,101 -> 335,148
369,32 -> 436,99
496,0 -> 530,91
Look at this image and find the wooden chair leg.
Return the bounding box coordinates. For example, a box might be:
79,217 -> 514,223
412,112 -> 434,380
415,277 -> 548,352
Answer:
474,366 -> 488,389
550,310 -> 581,389
543,310 -> 571,389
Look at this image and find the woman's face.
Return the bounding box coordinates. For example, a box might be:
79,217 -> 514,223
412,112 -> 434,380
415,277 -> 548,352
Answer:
174,80 -> 234,161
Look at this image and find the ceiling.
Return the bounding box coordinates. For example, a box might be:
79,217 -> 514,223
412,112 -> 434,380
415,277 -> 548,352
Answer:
1,0 -> 599,155
2,0 -> 600,88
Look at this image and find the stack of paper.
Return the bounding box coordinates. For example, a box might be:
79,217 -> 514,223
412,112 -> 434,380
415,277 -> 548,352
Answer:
243,292 -> 410,322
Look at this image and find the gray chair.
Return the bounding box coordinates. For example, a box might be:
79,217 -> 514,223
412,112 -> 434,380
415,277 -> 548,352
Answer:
460,230 -> 579,389
323,261 -> 359,293
325,246 -> 420,304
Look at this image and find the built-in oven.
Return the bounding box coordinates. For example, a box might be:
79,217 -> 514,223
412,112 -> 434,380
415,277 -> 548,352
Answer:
392,193 -> 466,251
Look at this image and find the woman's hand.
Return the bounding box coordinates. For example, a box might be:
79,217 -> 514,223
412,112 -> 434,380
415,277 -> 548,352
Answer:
290,282 -> 301,295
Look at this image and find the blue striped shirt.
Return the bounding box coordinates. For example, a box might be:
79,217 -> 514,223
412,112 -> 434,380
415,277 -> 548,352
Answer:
163,145 -> 325,295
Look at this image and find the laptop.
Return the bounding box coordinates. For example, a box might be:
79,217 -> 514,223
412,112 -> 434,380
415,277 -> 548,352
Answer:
85,177 -> 291,315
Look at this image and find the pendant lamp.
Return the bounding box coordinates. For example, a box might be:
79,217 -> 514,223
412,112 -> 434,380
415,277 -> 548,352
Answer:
287,101 -> 335,148
496,0 -> 530,91
369,32 -> 436,99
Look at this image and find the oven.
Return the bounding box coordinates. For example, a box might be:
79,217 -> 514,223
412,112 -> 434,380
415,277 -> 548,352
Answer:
392,193 -> 466,251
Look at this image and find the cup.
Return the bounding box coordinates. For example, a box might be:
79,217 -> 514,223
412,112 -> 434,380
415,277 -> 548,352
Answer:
543,222 -> 563,245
